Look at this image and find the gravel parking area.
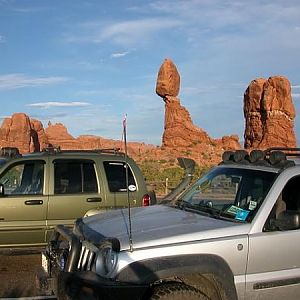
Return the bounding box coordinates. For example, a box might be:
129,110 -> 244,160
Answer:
0,250 -> 45,298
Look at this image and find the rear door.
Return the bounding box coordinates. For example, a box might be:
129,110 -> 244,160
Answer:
101,160 -> 141,208
46,158 -> 104,238
0,159 -> 47,246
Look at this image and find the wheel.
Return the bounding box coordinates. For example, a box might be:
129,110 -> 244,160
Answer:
57,272 -> 98,300
56,272 -> 72,300
149,282 -> 210,300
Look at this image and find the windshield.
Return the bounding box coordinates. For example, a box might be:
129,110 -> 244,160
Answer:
0,158 -> 8,168
179,166 -> 277,223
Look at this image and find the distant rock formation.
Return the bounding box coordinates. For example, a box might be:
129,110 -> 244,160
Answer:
1,62 -> 297,167
0,113 -> 43,153
156,58 -> 240,158
244,76 -> 296,149
0,113 -> 158,162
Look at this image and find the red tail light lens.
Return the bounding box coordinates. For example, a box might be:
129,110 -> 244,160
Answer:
142,194 -> 151,206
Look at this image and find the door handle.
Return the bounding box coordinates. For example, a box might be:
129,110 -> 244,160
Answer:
86,197 -> 102,203
25,200 -> 43,205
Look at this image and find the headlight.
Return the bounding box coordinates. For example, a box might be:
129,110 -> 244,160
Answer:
95,243 -> 118,277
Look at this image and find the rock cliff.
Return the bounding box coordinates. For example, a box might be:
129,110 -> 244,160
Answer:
244,76 -> 296,149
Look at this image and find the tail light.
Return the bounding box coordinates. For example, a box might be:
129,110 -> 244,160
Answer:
142,194 -> 151,206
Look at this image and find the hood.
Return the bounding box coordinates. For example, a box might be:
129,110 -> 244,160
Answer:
83,205 -> 250,251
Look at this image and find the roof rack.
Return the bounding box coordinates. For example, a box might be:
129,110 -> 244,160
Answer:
221,148 -> 298,170
41,146 -> 124,155
0,147 -> 21,158
265,147 -> 300,157
42,146 -> 61,153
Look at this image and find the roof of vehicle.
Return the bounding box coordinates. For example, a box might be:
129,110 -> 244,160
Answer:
0,146 -> 129,162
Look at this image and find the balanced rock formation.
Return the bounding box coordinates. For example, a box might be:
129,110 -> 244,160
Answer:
156,58 -> 180,98
244,76 -> 296,149
156,58 -> 240,163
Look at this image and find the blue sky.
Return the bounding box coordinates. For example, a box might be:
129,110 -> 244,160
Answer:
0,0 -> 299,146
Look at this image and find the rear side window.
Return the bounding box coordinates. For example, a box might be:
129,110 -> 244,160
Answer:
103,161 -> 136,192
54,160 -> 98,194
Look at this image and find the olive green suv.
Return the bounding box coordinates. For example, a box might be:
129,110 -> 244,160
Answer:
0,147 -> 154,248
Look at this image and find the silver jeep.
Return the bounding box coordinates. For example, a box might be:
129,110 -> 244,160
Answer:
39,148 -> 300,300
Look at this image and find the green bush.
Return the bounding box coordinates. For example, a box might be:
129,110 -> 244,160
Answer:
139,160 -> 209,195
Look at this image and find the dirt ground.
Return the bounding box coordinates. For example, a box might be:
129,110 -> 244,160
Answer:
0,250 -> 43,298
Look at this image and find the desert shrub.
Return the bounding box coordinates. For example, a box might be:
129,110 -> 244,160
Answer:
139,160 -> 209,195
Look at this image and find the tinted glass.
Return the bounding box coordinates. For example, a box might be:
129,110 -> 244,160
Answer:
103,161 -> 136,192
0,161 -> 44,195
54,160 -> 98,194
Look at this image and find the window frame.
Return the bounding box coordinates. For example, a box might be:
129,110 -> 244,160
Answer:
53,159 -> 98,195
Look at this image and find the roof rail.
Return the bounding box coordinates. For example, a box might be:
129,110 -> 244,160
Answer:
41,147 -> 124,155
265,147 -> 300,157
0,147 -> 21,158
42,146 -> 61,154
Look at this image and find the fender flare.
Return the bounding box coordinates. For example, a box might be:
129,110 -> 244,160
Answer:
116,254 -> 238,300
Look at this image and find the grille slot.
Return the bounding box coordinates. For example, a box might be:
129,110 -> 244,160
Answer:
77,241 -> 98,271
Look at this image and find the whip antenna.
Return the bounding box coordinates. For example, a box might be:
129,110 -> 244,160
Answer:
123,115 -> 133,252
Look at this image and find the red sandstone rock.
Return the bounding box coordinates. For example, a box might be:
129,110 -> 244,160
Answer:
45,122 -> 75,144
156,58 -> 180,98
0,113 -> 32,153
30,119 -> 49,151
156,58 -> 240,164
220,135 -> 240,150
244,76 -> 296,149
0,113 -> 50,153
162,96 -> 212,148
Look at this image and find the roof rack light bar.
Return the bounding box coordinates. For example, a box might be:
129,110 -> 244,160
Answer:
265,147 -> 300,157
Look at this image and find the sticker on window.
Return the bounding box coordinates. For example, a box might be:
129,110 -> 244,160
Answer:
248,200 -> 257,211
235,209 -> 250,221
226,205 -> 243,215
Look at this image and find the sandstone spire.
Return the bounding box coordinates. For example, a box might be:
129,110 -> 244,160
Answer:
156,58 -> 240,153
244,76 -> 296,149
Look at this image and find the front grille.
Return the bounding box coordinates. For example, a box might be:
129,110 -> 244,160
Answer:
77,241 -> 98,271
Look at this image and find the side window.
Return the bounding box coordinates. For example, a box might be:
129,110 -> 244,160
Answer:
264,176 -> 300,231
103,161 -> 136,192
0,161 -> 44,195
54,160 -> 98,194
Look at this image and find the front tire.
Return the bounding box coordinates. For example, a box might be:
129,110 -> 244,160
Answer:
149,283 -> 210,300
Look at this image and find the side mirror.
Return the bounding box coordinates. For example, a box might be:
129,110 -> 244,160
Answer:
0,184 -> 4,196
275,211 -> 300,231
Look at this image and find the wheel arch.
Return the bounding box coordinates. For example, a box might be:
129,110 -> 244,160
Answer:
116,254 -> 238,300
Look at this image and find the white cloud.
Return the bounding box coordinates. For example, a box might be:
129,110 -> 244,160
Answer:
98,18 -> 182,45
66,17 -> 182,46
292,93 -> 300,98
110,51 -> 130,58
27,101 -> 91,109
0,74 -> 69,90
0,35 -> 5,43
292,85 -> 300,89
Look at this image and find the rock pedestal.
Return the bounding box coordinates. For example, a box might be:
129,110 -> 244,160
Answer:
156,58 -> 240,157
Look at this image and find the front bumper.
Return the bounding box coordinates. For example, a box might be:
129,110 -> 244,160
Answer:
38,223 -> 149,300
60,270 -> 148,300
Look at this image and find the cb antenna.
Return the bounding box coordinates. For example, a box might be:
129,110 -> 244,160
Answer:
122,114 -> 133,252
